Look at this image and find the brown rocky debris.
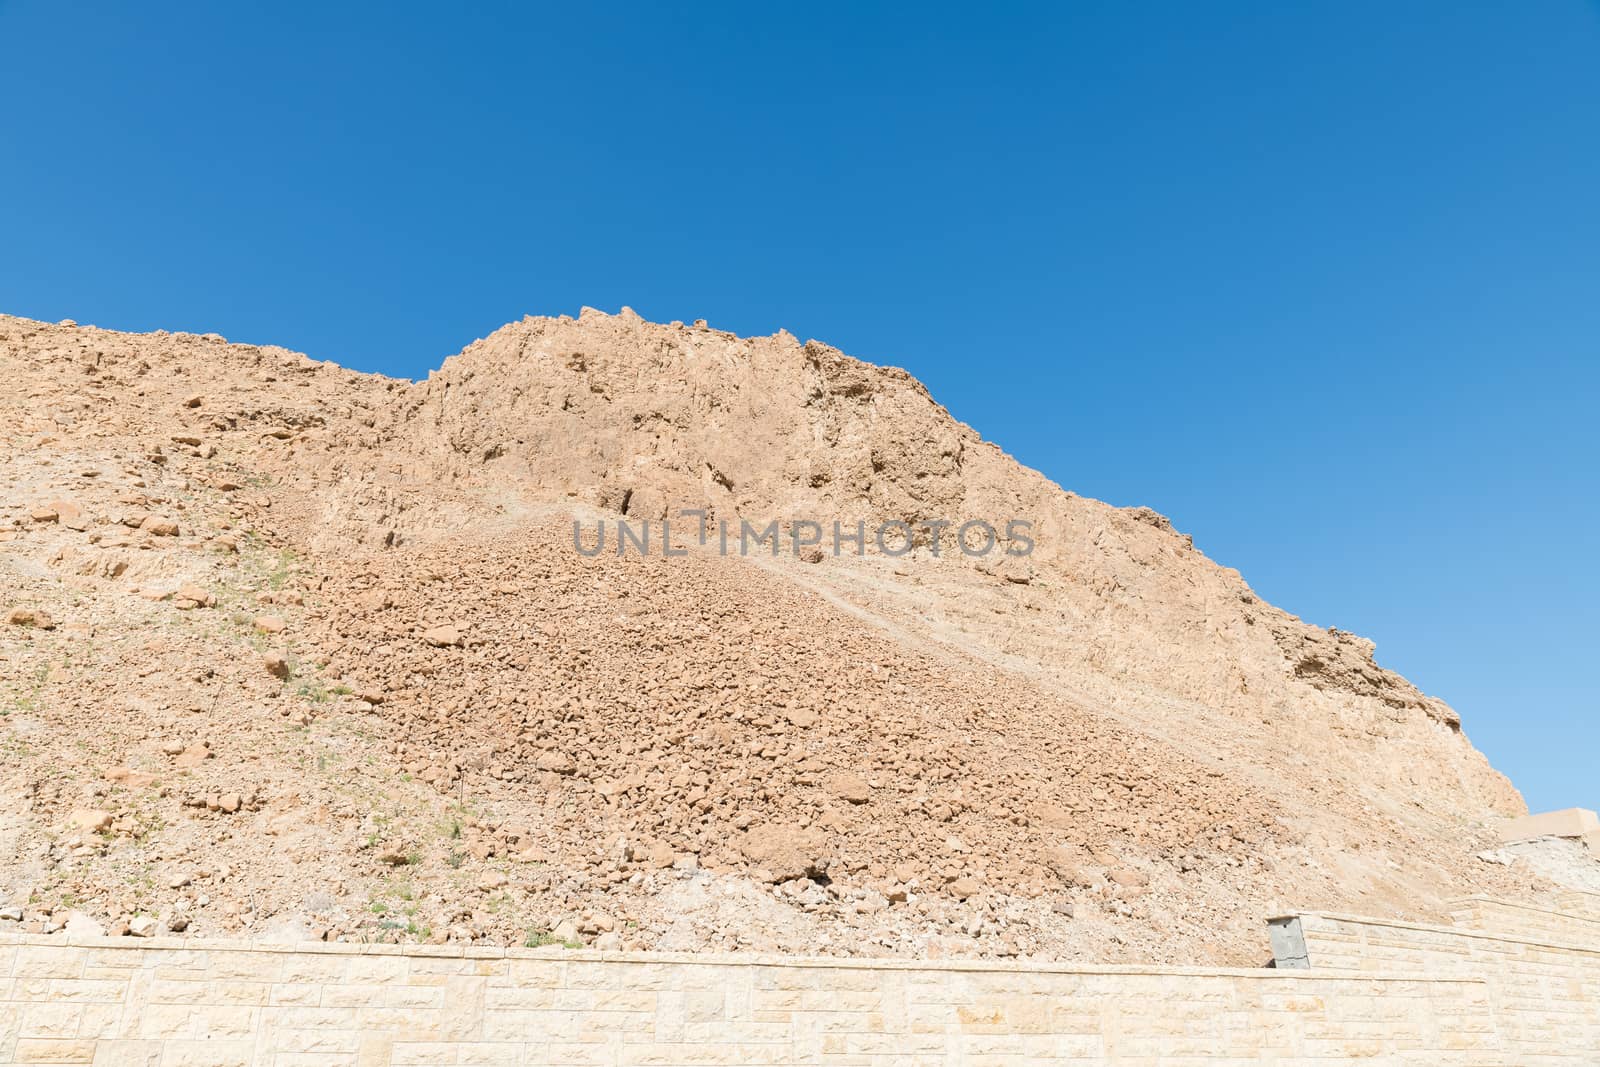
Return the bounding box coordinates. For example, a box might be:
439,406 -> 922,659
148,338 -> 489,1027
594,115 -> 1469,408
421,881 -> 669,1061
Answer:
7,607 -> 55,629
0,309 -> 1536,963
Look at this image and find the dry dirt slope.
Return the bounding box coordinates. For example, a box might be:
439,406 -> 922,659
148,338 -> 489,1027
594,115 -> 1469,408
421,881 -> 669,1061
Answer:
0,308 -> 1549,963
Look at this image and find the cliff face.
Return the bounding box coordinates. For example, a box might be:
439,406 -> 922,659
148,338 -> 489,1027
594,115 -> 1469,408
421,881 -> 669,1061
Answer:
0,309 -> 1527,961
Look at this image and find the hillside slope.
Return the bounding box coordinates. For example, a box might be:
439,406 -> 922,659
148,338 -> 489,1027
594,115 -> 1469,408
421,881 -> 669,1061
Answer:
0,309 -> 1535,962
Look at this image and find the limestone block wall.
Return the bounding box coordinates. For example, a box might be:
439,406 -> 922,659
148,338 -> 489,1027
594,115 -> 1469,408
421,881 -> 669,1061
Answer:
0,935 -> 1498,1066
1555,889 -> 1600,921
1292,911 -> 1600,1065
1447,896 -> 1600,949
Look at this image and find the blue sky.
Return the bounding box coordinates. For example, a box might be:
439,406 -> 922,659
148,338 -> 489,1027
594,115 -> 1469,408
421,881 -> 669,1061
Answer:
2,2 -> 1596,812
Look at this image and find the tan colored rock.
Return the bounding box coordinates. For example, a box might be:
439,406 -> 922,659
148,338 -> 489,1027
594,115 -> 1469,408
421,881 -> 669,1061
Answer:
69,809 -> 113,834
355,589 -> 393,612
1041,846 -> 1089,886
6,607 -> 55,629
253,615 -> 286,634
949,877 -> 981,900
784,707 -> 819,728
636,840 -> 675,869
737,825 -> 826,883
173,583 -> 214,608
1109,868 -> 1150,889
54,500 -> 88,530
421,624 -> 463,648
104,766 -> 159,788
535,751 -> 576,775
172,743 -> 213,768
63,911 -> 105,937
827,771 -> 872,805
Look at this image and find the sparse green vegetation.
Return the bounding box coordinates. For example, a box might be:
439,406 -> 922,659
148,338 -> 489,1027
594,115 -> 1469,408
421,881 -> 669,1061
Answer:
523,929 -> 582,950
267,547 -> 299,590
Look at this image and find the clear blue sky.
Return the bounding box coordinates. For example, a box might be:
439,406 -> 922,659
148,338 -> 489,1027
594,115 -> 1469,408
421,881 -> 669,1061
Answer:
2,2 -> 1596,812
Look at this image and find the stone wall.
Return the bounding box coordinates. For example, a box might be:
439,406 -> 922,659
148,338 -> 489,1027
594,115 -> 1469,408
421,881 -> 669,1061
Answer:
0,935 -> 1497,1066
1289,910 -> 1600,1065
1555,889 -> 1600,920
1448,896 -> 1600,949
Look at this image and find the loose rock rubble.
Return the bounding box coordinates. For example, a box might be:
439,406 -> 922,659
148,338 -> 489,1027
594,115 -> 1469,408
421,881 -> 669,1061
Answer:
0,310 -> 1548,962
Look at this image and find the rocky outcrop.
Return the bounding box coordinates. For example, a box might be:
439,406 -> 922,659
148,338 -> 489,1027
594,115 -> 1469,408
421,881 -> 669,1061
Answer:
0,310 -> 1531,962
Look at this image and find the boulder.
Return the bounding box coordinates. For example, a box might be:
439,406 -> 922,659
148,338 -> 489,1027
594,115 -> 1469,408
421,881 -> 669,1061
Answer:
737,824 -> 827,883
421,625 -> 463,648
948,877 -> 981,900
827,771 -> 872,805
63,912 -> 106,938
173,583 -> 214,609
69,809 -> 113,833
172,743 -> 213,768
104,766 -> 159,788
6,607 -> 55,630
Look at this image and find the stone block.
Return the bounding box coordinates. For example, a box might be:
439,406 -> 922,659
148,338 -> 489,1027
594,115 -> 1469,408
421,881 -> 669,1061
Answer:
1500,807 -> 1600,843
18,1004 -> 84,1039
14,1039 -> 95,1064
14,947 -> 87,980
90,1040 -> 164,1067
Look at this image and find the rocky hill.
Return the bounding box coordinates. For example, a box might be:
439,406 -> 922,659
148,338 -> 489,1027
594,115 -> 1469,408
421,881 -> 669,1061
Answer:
0,308 -> 1538,962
